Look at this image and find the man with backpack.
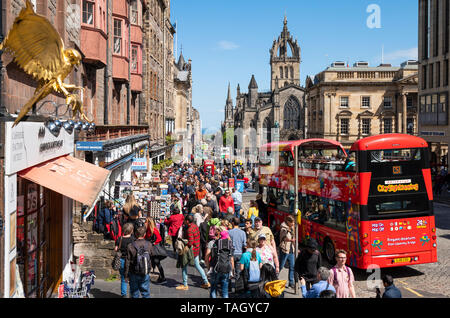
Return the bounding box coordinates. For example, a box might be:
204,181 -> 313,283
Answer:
124,226 -> 154,298
206,230 -> 235,298
327,249 -> 356,298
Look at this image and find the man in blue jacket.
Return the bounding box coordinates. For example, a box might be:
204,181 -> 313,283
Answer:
378,275 -> 402,298
300,267 -> 336,298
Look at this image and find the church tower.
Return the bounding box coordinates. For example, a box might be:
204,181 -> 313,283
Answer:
224,82 -> 234,128
270,16 -> 301,91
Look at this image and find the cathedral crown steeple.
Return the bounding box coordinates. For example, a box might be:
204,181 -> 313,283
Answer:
269,16 -> 301,91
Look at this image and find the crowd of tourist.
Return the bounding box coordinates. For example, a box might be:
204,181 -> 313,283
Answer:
98,161 -> 401,299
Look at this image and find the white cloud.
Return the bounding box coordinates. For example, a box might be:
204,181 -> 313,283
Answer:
217,40 -> 239,51
383,47 -> 418,62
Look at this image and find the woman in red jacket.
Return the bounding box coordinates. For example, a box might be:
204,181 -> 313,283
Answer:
145,217 -> 166,283
164,206 -> 184,253
219,189 -> 234,219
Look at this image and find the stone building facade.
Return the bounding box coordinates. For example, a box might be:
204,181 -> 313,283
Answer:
172,52 -> 194,162
143,0 -> 165,149
223,17 -> 306,164
192,108 -> 202,161
306,61 -> 419,149
0,0 -> 112,298
418,0 -> 449,168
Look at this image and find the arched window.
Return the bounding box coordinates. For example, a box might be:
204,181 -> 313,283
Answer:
283,96 -> 301,129
280,66 -> 283,79
285,67 -> 289,79
290,66 -> 294,79
263,117 -> 272,144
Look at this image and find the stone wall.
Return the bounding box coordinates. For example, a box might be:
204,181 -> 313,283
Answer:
72,218 -> 118,279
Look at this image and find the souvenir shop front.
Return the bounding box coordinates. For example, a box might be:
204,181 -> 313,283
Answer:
2,122 -> 110,298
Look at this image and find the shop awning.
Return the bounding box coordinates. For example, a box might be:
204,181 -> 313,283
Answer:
18,155 -> 111,207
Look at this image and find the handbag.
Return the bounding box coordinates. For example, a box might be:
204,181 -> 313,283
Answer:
112,237 -> 123,270
153,244 -> 168,260
175,238 -> 186,255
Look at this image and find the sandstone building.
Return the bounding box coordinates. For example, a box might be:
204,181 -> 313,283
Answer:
418,0 -> 449,168
306,60 -> 419,149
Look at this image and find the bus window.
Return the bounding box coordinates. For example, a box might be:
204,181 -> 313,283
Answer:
267,187 -> 278,206
368,194 -> 429,216
370,148 -> 422,163
279,151 -> 294,167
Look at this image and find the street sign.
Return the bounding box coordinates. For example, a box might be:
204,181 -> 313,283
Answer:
76,141 -> 104,151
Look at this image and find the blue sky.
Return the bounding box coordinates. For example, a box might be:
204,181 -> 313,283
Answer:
170,0 -> 418,133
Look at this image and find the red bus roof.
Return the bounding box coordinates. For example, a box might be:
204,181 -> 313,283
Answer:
261,138 -> 347,153
350,134 -> 429,151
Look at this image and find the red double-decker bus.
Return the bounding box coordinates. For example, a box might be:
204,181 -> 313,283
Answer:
259,134 -> 437,269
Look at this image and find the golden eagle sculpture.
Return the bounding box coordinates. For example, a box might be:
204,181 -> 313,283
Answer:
0,0 -> 91,126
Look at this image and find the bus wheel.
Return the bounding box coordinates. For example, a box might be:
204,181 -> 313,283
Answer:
324,239 -> 336,265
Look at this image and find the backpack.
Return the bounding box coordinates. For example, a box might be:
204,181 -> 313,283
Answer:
211,239 -> 232,274
332,266 -> 351,286
106,218 -> 122,242
248,259 -> 261,283
133,241 -> 152,276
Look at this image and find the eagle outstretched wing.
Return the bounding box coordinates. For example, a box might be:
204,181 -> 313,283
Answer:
0,0 -> 65,82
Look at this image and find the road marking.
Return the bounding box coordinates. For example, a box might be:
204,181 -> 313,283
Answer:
397,280 -> 424,297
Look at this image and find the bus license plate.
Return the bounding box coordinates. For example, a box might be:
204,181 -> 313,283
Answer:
393,257 -> 411,264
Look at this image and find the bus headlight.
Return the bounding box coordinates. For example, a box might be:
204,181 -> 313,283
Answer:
433,243 -> 437,248
364,249 -> 369,254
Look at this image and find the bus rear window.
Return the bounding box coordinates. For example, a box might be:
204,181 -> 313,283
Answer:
370,148 -> 422,163
368,195 -> 429,216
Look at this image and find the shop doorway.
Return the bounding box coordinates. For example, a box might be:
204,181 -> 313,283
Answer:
17,177 -> 63,298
